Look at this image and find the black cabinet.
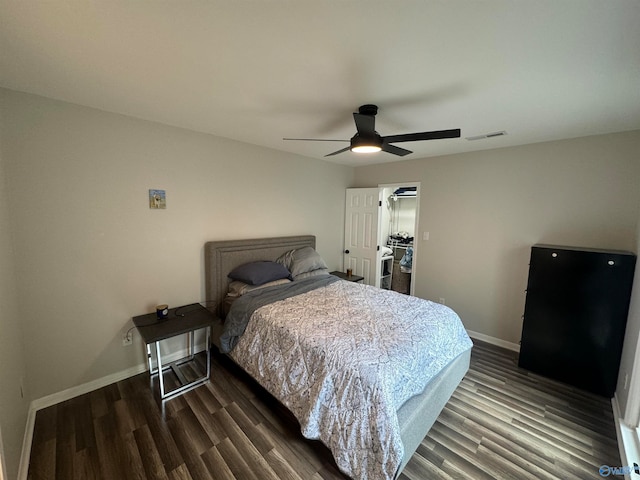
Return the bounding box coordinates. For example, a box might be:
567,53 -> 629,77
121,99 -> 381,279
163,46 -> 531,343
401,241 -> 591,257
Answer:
518,244 -> 636,397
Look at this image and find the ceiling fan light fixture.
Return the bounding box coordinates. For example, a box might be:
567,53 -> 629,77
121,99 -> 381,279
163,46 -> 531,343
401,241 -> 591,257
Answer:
351,145 -> 382,153
350,134 -> 382,154
284,104 -> 461,157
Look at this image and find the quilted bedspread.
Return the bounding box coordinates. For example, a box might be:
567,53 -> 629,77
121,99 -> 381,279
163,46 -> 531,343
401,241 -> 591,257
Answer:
228,279 -> 472,480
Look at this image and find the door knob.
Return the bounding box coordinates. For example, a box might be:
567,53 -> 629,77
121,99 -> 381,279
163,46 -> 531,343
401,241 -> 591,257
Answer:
344,249 -> 350,254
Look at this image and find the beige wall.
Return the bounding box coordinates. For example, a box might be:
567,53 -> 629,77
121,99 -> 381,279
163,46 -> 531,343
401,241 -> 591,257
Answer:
0,88 -> 353,406
354,131 -> 640,344
0,105 -> 29,479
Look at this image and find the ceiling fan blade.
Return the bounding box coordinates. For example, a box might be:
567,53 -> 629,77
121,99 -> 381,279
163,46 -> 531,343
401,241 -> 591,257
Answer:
382,143 -> 412,157
383,129 -> 461,143
283,138 -> 349,142
325,146 -> 352,157
353,112 -> 376,135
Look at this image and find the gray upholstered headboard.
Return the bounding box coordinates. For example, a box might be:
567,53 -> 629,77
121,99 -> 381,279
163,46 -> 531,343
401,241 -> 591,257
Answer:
204,235 -> 316,317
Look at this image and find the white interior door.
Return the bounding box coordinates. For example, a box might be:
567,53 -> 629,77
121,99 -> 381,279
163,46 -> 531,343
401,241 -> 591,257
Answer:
344,188 -> 381,286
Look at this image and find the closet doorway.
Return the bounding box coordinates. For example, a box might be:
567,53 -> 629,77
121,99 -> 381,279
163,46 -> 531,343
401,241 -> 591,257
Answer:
343,183 -> 420,295
379,183 -> 420,296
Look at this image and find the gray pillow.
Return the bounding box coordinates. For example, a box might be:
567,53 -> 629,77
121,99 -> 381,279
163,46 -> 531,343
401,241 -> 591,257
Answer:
293,268 -> 330,280
288,247 -> 329,279
275,249 -> 296,270
228,261 -> 292,285
227,278 -> 292,297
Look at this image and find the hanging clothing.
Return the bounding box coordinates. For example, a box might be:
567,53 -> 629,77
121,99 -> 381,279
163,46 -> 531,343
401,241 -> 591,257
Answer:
399,247 -> 413,273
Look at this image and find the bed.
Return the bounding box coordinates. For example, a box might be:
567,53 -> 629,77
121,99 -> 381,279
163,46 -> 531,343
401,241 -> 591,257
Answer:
204,235 -> 472,480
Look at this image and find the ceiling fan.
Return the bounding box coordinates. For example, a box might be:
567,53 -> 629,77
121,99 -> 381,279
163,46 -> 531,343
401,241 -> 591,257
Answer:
283,104 -> 461,157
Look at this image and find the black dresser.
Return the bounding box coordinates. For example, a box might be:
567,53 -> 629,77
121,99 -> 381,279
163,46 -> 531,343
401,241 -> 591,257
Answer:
518,244 -> 636,397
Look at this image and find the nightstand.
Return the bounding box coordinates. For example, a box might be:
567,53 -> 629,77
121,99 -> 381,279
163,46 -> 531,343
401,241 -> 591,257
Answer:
133,303 -> 217,400
330,271 -> 365,283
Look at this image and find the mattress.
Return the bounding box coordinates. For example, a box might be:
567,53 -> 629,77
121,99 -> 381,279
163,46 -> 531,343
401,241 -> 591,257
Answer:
222,277 -> 473,480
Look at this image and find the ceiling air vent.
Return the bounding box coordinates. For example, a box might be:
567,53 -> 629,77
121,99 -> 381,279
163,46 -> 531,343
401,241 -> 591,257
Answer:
465,131 -> 507,141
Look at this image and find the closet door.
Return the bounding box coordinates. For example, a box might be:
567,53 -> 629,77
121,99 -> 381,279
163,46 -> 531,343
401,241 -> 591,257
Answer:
518,245 -> 635,397
343,188 -> 381,286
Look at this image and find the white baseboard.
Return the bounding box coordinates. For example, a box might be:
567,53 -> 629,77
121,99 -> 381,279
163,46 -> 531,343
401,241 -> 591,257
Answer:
466,329 -> 521,352
612,394 -> 640,479
17,344 -> 206,480
30,363 -> 149,413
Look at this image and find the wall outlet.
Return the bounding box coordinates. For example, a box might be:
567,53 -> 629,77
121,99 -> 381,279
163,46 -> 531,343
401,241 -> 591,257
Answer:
439,297 -> 446,305
122,332 -> 132,346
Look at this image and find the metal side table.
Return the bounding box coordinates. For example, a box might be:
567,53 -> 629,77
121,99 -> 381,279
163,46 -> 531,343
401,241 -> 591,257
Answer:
132,303 -> 215,400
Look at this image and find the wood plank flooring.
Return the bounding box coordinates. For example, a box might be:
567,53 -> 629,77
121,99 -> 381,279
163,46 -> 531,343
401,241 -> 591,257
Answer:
27,340 -> 621,479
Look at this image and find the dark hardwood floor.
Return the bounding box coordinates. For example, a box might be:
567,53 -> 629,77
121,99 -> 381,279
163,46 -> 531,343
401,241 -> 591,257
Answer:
27,340 -> 621,479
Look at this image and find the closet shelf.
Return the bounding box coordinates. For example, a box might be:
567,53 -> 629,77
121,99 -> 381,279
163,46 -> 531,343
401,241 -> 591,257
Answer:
380,255 -> 394,290
387,243 -> 413,249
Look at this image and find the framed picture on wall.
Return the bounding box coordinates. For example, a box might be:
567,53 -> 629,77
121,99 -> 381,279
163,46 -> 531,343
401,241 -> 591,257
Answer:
149,189 -> 166,209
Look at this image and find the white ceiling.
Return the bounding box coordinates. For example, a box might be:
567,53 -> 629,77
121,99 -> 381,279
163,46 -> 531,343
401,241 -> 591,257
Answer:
1,1 -> 639,167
